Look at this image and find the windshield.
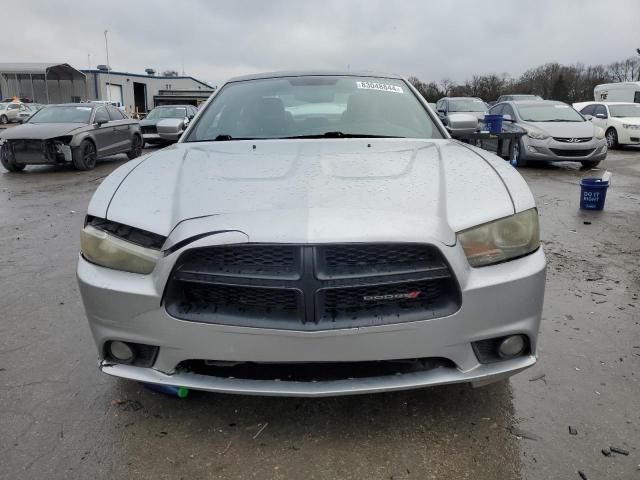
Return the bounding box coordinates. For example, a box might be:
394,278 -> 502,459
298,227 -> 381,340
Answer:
516,103 -> 584,122
448,98 -> 486,112
146,107 -> 187,120
27,106 -> 93,123
186,76 -> 442,141
609,104 -> 640,118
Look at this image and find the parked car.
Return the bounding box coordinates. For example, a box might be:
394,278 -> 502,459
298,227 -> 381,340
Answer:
488,100 -> 607,167
77,71 -> 545,397
495,94 -> 543,103
435,97 -> 487,135
0,102 -> 31,124
573,102 -> 640,148
594,82 -> 640,103
139,105 -> 198,146
0,103 -> 142,171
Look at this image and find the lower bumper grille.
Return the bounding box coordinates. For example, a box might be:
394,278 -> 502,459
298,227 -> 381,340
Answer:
165,244 -> 461,330
178,357 -> 455,382
549,148 -> 595,157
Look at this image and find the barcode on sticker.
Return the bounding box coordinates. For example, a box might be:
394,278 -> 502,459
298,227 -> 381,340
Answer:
356,81 -> 404,93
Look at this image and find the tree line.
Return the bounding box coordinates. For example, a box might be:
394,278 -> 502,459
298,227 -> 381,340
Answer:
408,56 -> 640,103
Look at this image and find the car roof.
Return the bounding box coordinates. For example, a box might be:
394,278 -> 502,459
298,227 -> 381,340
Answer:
227,70 -> 402,82
510,100 -> 564,106
44,103 -> 96,108
446,97 -> 483,101
152,105 -> 193,108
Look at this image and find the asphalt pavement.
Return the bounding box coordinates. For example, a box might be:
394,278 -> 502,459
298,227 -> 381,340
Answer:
0,145 -> 638,479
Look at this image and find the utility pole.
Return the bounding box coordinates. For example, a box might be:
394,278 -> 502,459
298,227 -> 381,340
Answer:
87,53 -> 91,70
104,29 -> 111,102
636,48 -> 640,81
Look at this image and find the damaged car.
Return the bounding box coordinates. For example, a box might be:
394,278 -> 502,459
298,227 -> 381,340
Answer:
78,71 -> 546,397
0,103 -> 142,172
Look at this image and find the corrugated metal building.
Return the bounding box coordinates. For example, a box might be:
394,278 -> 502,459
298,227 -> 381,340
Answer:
0,62 -> 86,103
81,69 -> 214,115
0,62 -> 215,115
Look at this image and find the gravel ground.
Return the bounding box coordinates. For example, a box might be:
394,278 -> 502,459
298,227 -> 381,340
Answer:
0,145 -> 638,479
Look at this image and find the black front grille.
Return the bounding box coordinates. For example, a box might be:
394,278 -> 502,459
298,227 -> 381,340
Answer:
552,137 -> 592,143
141,125 -> 157,134
318,244 -> 445,278
549,148 -> 595,157
177,245 -> 300,279
164,244 -> 461,331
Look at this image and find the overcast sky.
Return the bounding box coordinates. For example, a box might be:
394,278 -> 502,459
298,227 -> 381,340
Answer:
6,0 -> 640,86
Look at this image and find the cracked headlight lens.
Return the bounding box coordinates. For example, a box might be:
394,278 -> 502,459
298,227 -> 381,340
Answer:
81,225 -> 162,274
457,208 -> 540,267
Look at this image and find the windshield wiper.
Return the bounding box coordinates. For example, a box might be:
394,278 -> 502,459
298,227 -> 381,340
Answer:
187,135 -> 259,142
284,132 -> 404,139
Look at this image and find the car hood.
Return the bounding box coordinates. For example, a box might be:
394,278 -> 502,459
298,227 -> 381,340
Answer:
0,122 -> 85,140
98,139 -> 523,246
521,120 -> 596,137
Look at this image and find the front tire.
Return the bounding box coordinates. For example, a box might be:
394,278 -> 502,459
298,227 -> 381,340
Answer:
127,134 -> 143,160
0,115 -> 8,125
511,139 -> 528,167
0,146 -> 25,172
72,140 -> 97,170
605,128 -> 618,149
581,160 -> 601,169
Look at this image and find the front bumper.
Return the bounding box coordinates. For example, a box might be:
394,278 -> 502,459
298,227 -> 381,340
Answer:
617,127 -> 640,145
78,244 -> 546,397
142,133 -> 170,144
520,136 -> 607,162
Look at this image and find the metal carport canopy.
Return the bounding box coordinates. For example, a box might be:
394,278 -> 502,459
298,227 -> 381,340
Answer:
0,62 -> 86,80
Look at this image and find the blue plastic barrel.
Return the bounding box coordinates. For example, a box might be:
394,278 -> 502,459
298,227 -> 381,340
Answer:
484,114 -> 503,134
579,178 -> 609,210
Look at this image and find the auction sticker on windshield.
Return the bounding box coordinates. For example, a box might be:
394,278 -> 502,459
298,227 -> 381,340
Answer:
356,81 -> 404,94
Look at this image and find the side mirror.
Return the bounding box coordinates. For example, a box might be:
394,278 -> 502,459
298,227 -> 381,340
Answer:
95,119 -> 108,127
157,118 -> 185,142
595,113 -> 606,119
447,113 -> 479,137
583,114 -> 594,121
188,114 -> 195,120
502,114 -> 513,122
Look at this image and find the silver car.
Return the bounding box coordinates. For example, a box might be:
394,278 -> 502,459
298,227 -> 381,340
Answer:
77,71 -> 546,397
488,100 -> 607,167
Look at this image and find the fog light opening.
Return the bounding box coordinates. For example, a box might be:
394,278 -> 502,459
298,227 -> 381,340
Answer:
108,341 -> 135,363
497,335 -> 526,359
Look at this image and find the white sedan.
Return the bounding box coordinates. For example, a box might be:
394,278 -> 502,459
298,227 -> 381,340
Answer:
573,102 -> 640,148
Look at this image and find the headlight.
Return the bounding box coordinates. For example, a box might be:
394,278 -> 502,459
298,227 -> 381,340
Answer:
524,127 -> 549,140
594,127 -> 605,139
80,224 -> 163,274
457,208 -> 540,267
622,124 -> 640,130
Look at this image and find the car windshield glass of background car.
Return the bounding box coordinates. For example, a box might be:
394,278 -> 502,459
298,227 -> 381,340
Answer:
517,104 -> 584,122
28,106 -> 93,124
186,76 -> 442,141
609,104 -> 640,118
448,99 -> 486,112
146,107 -> 187,120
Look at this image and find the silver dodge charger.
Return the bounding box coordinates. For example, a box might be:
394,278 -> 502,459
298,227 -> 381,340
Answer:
77,71 -> 546,397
